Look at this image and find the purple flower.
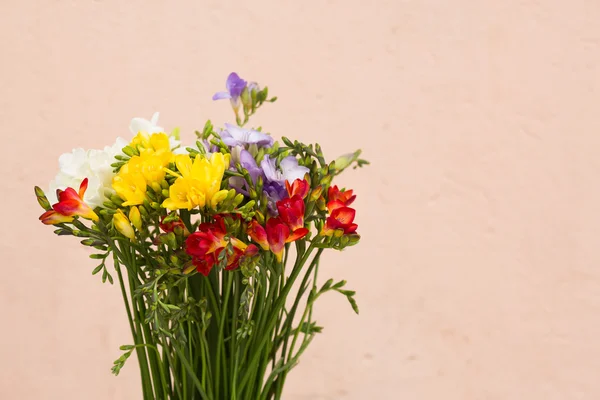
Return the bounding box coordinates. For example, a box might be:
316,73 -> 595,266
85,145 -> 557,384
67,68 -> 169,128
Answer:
229,146 -> 264,196
221,123 -> 274,148
260,155 -> 310,214
212,73 -> 247,108
261,155 -> 309,185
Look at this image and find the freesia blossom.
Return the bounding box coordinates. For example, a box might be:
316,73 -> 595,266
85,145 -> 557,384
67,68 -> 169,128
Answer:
276,195 -> 306,231
326,185 -> 356,213
40,178 -> 99,225
261,155 -> 310,213
247,217 -> 308,262
113,210 -> 135,240
162,153 -> 230,210
321,206 -> 358,236
130,112 -> 163,135
47,137 -> 127,209
229,146 -> 263,195
112,163 -> 148,206
186,216 -> 252,275
286,179 -> 310,199
212,72 -> 247,113
221,124 -> 274,148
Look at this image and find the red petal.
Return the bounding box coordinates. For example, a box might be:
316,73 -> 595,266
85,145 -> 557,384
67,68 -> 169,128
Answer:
287,227 -> 309,242
345,223 -> 358,234
39,210 -> 74,225
247,220 -> 269,250
327,200 -> 346,213
78,178 -> 89,198
266,218 -> 289,257
57,187 -> 80,203
331,207 -> 355,224
53,199 -> 85,216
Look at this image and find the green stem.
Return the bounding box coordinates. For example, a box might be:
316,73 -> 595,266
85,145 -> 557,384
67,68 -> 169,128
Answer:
215,272 -> 233,400
173,344 -> 210,400
237,241 -> 317,394
113,254 -> 153,399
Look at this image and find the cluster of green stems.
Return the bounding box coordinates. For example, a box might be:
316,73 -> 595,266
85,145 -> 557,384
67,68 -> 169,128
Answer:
109,225 -> 326,400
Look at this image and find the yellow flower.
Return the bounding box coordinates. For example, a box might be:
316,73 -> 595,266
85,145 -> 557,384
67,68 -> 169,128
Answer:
130,132 -> 172,157
129,152 -> 171,184
113,210 -> 135,240
162,153 -> 230,211
129,206 -> 142,231
112,164 -> 147,206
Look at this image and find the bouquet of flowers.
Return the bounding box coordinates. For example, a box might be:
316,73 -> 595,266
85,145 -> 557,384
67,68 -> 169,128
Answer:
34,72 -> 368,400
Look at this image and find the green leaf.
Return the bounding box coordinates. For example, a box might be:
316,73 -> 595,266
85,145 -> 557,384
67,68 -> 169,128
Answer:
89,253 -> 107,260
332,280 -> 347,289
347,295 -> 359,314
91,264 -> 104,275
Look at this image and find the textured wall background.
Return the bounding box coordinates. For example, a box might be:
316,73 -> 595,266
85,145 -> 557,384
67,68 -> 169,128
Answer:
2,1 -> 600,399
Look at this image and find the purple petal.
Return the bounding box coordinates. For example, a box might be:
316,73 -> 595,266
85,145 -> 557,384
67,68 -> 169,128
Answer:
280,156 -> 310,182
224,123 -> 274,147
213,91 -> 232,101
225,72 -> 247,98
260,156 -> 281,182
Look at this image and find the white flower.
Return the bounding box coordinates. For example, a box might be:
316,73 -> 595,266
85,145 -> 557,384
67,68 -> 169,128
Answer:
47,112 -> 180,209
47,137 -> 127,209
130,112 -> 184,153
129,112 -> 163,135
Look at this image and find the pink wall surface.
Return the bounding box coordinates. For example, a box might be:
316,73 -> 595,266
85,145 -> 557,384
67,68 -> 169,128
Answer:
2,1 -> 600,399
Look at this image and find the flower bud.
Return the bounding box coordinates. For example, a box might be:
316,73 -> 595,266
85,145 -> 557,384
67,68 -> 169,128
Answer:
255,210 -> 265,225
346,234 -> 361,246
34,186 -> 52,211
113,210 -> 135,240
310,185 -> 323,201
139,205 -> 149,217
122,146 -> 139,157
166,232 -> 178,249
110,194 -> 124,207
334,150 -> 361,171
316,196 -> 326,211
129,206 -> 142,231
241,87 -> 252,110
151,182 -> 162,194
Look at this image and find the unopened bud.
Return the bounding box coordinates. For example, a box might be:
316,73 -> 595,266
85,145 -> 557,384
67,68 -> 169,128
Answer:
122,146 -> 139,157
129,206 -> 142,231
334,150 -> 361,171
310,186 -> 323,201
34,186 -> 52,211
316,196 -> 326,211
113,210 -> 135,240
151,182 -> 162,193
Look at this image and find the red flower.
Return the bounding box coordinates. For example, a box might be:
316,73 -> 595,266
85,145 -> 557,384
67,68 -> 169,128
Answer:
192,254 -> 216,277
248,217 -> 308,262
160,216 -> 187,234
247,220 -> 269,251
276,195 -> 305,231
285,178 -> 310,199
326,185 -> 356,213
321,206 -> 358,236
185,216 -> 250,276
39,178 -> 98,225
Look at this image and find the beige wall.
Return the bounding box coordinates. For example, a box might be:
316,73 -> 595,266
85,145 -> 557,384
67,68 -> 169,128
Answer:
2,1 -> 600,399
